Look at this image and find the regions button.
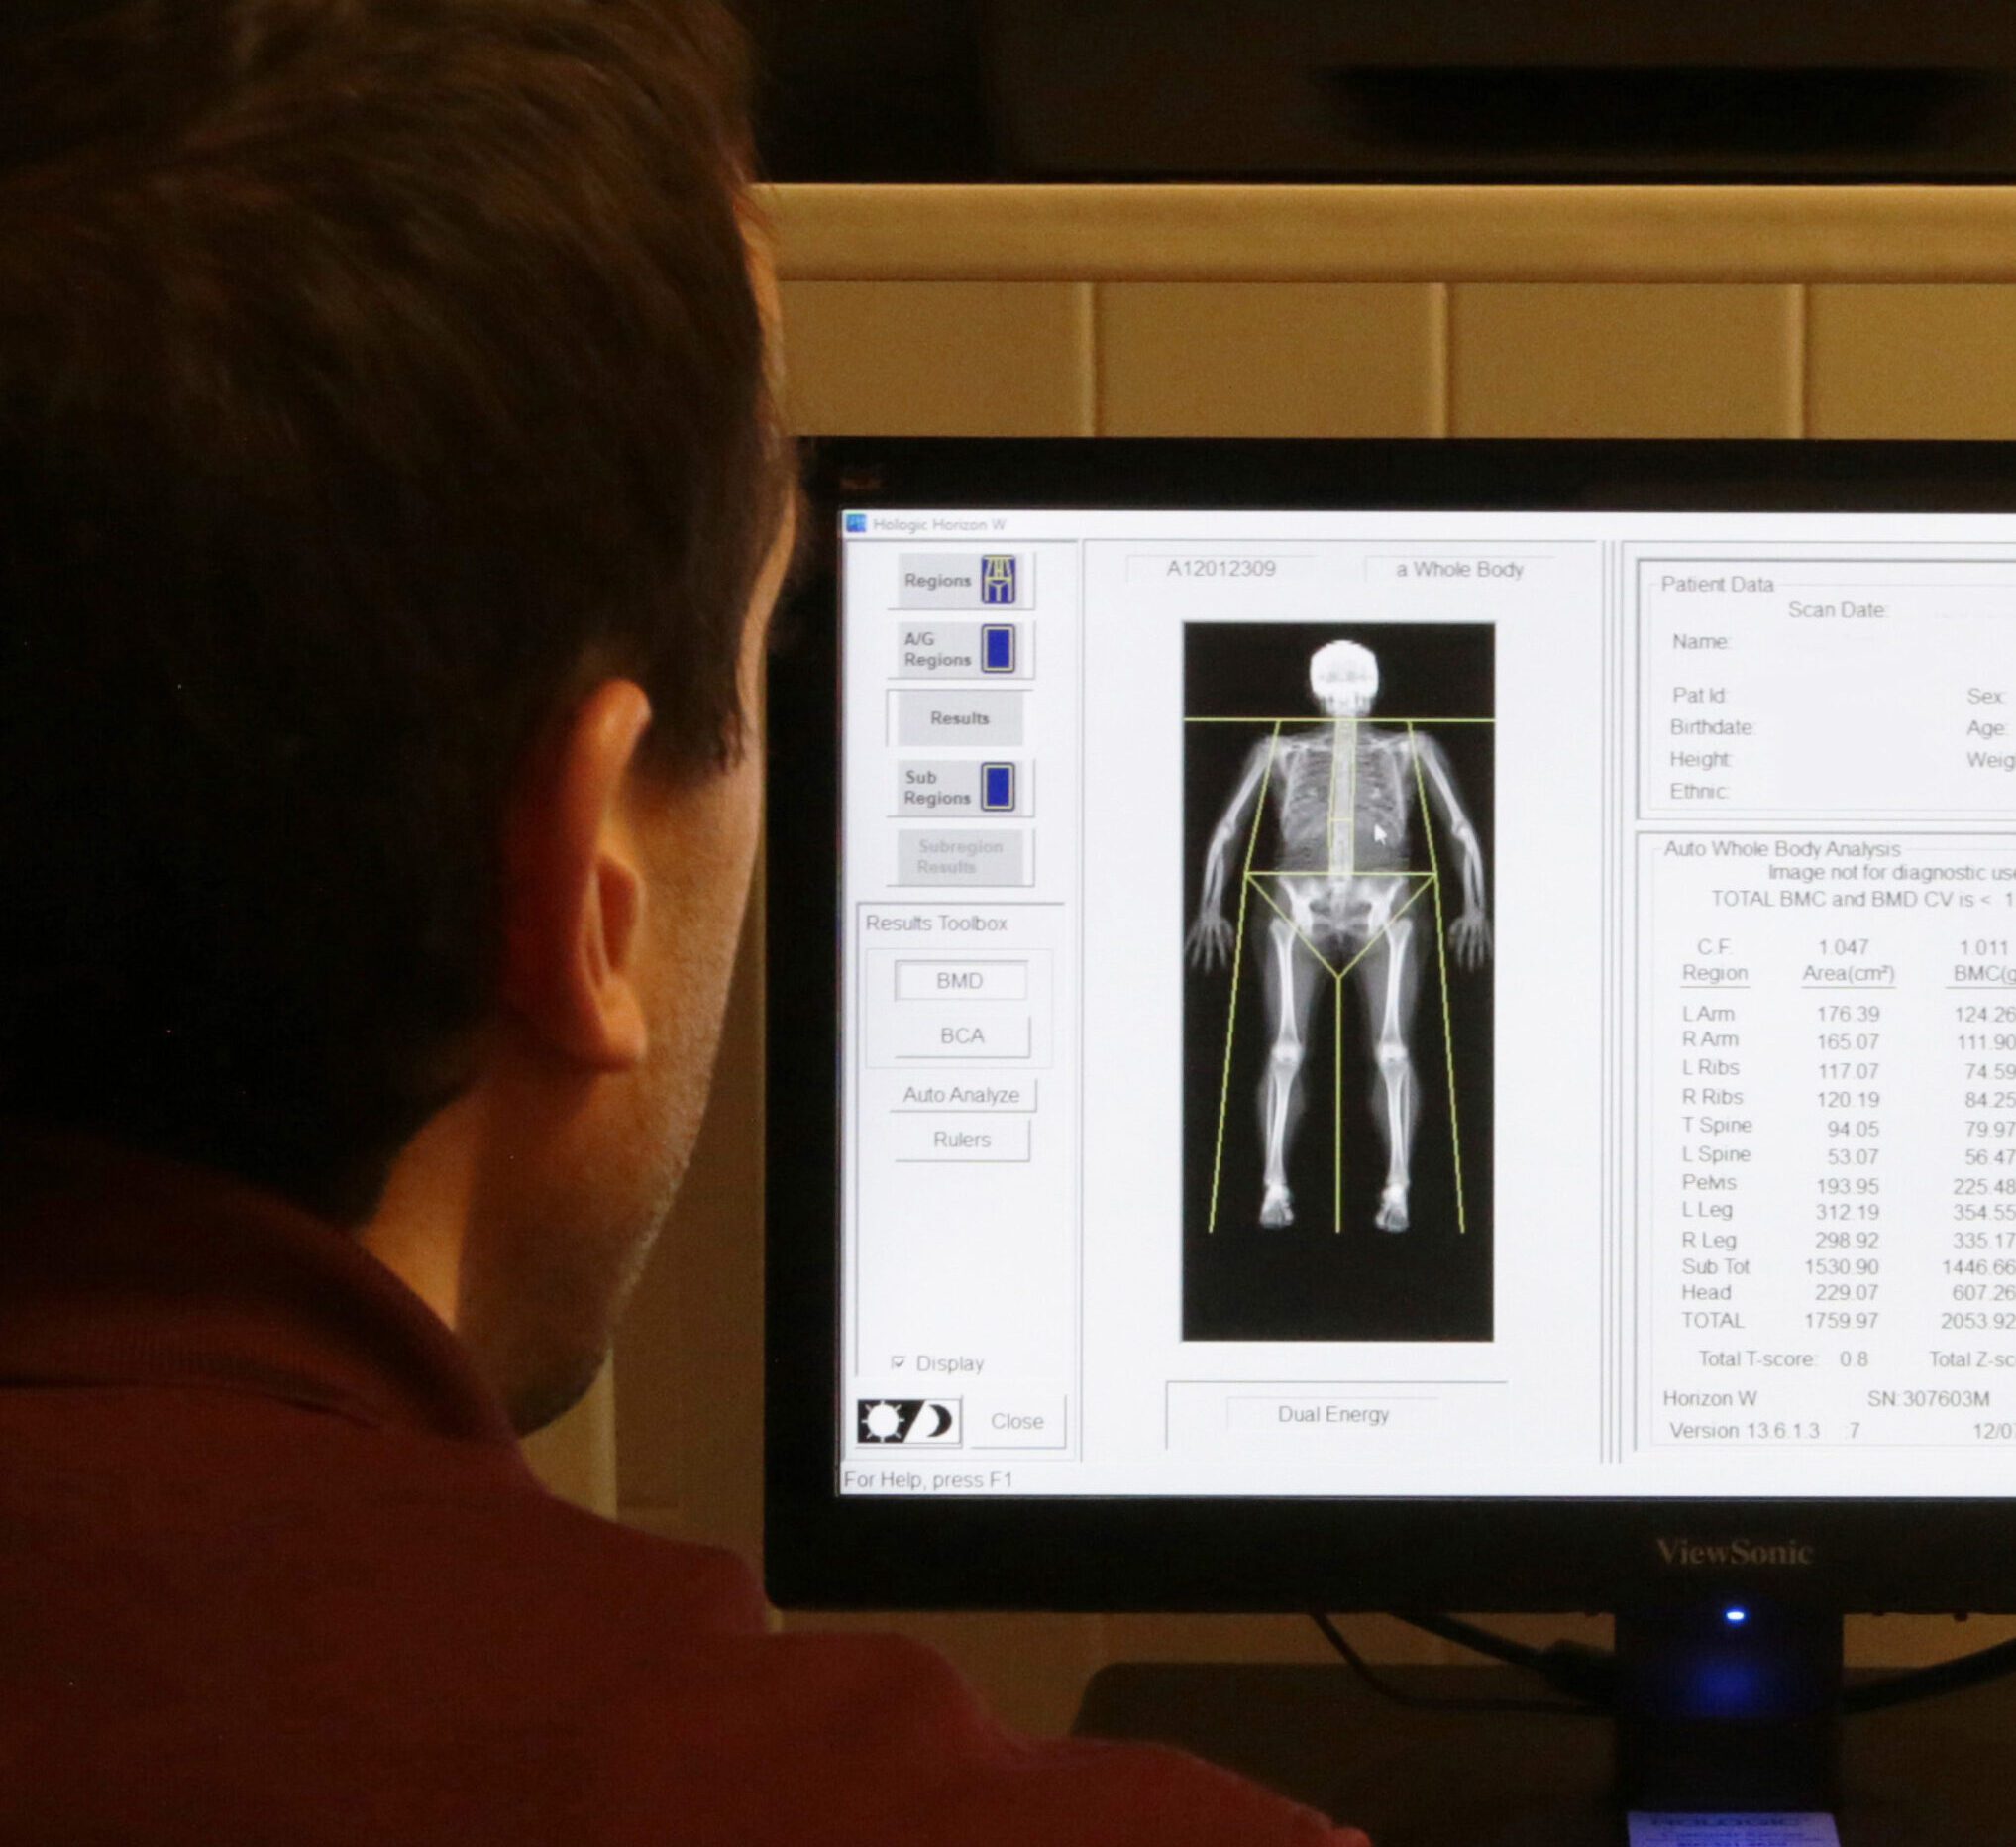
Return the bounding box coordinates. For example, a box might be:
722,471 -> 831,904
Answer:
892,690 -> 1024,747
897,552 -> 1033,610
890,1117 -> 1031,1162
896,828 -> 1030,887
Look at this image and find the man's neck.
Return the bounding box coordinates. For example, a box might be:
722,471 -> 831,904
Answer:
357,1089 -> 484,1334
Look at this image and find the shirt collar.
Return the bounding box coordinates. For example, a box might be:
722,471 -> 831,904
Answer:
0,1124 -> 523,1451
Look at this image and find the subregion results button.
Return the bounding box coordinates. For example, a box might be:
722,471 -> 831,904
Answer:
895,828 -> 1030,887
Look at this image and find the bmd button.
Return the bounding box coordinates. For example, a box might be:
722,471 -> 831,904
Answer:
895,960 -> 1029,1001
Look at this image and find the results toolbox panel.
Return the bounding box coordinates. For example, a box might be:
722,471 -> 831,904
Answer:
843,532 -> 1083,1483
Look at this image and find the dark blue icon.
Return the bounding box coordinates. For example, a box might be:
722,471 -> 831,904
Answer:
843,511 -> 868,533
980,555 -> 1018,605
981,623 -> 1016,673
982,763 -> 1015,812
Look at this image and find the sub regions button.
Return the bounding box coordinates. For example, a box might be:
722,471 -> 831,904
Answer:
891,1117 -> 1031,1163
893,759 -> 1030,818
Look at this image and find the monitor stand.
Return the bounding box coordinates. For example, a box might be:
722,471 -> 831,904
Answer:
1073,1607 -> 1999,1846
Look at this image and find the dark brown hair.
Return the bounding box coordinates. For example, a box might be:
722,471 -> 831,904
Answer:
0,0 -> 790,1221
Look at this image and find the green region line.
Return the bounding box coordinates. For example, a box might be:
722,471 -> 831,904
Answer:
1201,708 -> 1478,1239
1333,995 -> 1342,1235
1232,874 -> 1437,1236
1326,719 -> 1339,878
1208,723 -> 1280,1237
1329,879 -> 1434,989
1347,718 -> 1358,879
1411,724 -> 1467,1237
1326,875 -> 1435,1235
1247,879 -> 1341,979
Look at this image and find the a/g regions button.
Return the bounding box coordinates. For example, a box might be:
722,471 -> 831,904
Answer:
856,1398 -> 963,1446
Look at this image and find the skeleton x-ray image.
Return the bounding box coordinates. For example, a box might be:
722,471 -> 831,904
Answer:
1181,622 -> 1496,1344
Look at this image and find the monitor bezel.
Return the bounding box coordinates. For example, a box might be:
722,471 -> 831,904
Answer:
766,436 -> 2016,1614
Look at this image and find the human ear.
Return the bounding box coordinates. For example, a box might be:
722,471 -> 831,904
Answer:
499,678 -> 655,1070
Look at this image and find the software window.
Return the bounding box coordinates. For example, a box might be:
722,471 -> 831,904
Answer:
837,509 -> 2016,1501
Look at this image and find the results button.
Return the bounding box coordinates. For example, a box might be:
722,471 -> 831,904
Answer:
892,690 -> 1025,747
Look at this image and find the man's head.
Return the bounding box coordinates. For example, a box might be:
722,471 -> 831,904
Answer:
1310,639 -> 1380,718
0,0 -> 796,1428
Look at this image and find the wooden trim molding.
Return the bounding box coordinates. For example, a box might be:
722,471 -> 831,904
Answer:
767,184 -> 2016,285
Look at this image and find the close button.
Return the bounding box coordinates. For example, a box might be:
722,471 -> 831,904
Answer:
969,1393 -> 1068,1450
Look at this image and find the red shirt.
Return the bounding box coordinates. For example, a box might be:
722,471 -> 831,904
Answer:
0,1133 -> 1346,1845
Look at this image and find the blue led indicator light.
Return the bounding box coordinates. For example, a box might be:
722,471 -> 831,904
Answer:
1724,1606 -> 1748,1627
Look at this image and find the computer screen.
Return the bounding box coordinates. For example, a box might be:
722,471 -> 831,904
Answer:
765,441 -> 2016,1613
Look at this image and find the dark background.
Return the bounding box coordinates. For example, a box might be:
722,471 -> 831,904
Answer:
1180,622 -> 1495,1343
744,0 -> 2016,183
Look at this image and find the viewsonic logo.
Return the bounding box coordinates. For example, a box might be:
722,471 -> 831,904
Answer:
1656,1537 -> 1817,1569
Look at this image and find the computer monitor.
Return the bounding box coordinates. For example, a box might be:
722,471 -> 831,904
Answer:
765,438 -> 2016,1810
